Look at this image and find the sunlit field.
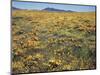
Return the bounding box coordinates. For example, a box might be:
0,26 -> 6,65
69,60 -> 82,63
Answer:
12,10 -> 96,74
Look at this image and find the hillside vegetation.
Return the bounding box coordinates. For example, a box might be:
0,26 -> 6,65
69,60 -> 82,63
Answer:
12,10 -> 96,74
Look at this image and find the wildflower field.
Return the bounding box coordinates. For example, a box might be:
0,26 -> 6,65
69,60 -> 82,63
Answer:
12,10 -> 96,74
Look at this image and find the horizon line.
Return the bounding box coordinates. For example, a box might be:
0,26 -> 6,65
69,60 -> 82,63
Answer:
12,1 -> 96,12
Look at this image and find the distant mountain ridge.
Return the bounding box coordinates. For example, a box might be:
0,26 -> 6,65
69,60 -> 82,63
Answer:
12,6 -> 75,12
12,7 -> 21,10
42,7 -> 75,12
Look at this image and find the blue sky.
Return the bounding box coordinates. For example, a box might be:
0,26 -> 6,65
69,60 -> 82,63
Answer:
12,1 -> 96,12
